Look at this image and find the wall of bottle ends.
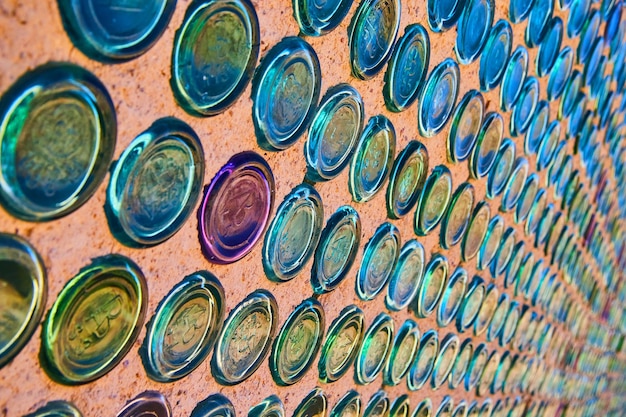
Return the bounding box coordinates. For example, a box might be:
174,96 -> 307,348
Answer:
0,0 -> 625,416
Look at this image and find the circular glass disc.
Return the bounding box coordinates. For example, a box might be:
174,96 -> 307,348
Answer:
440,183 -> 475,249
525,100 -> 549,154
487,139 -> 515,199
58,0 -> 175,61
293,389 -> 327,417
500,46 -> 529,112
263,184 -> 324,282
249,395 -> 284,417
349,115 -> 396,202
418,59 -> 460,137
348,0 -> 401,80
510,77 -> 539,137
171,0 -> 259,116
252,37 -> 321,151
355,314 -> 394,384
356,223 -> 401,301
311,206 -> 361,294
455,0 -> 495,64
116,391 -> 172,417
41,255 -> 147,384
305,84 -> 364,182
107,118 -> 204,246
384,24 -> 431,112
477,215 -> 504,271
293,0 -> 352,35
501,158 -> 529,212
198,152 -> 274,264
386,239 -> 426,311
211,290 -> 278,385
142,272 -> 224,382
330,391 -> 360,417
547,47 -> 574,100
414,165 -> 453,236
386,141 -> 429,219
536,17 -> 563,77
525,0 -> 554,47
470,112 -> 504,179
431,333 -> 460,389
479,20 -> 513,91
0,63 -> 116,221
408,330 -> 439,391
448,90 -> 485,163
319,305 -> 364,383
415,253 -> 448,318
0,233 -> 46,369
509,0 -> 535,22
461,201 -> 491,262
437,267 -> 468,327
428,0 -> 465,31
270,298 -> 324,385
383,319 -> 420,385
